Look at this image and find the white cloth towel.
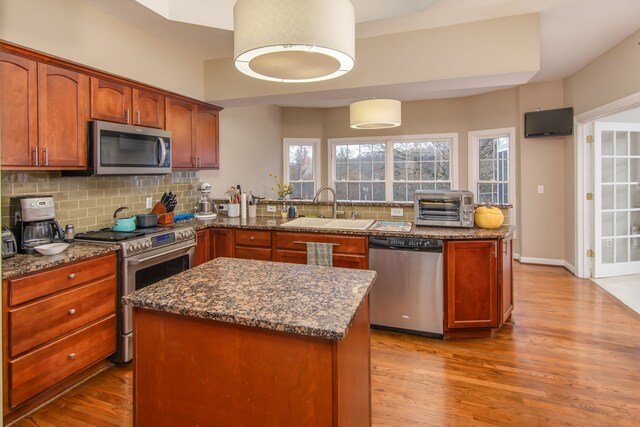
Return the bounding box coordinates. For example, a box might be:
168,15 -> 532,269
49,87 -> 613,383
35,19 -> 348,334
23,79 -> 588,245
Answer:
306,242 -> 333,267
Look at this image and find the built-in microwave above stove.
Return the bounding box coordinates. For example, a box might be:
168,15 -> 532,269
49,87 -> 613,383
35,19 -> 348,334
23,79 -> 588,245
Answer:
414,190 -> 474,228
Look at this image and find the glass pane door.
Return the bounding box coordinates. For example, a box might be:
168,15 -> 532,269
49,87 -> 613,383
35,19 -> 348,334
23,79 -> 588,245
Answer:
594,122 -> 640,278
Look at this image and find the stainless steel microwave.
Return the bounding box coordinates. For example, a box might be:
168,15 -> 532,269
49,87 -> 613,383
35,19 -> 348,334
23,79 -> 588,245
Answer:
91,121 -> 171,175
414,190 -> 475,228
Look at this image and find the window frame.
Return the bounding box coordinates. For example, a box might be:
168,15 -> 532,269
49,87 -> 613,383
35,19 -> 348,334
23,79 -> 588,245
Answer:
328,133 -> 459,202
468,127 -> 516,206
283,138 -> 322,200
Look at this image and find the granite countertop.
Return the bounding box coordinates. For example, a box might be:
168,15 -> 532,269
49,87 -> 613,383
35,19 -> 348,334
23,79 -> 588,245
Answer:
1,242 -> 119,280
182,216 -> 514,239
123,257 -> 376,340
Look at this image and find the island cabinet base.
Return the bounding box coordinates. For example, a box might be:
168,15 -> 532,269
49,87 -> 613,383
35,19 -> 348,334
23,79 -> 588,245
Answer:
132,297 -> 371,427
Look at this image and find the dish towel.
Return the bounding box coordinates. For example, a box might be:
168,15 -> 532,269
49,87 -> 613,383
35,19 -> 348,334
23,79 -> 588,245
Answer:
306,242 -> 333,267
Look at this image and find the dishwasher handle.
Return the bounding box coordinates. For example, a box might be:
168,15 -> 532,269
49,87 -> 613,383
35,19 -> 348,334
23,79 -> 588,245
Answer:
368,236 -> 443,252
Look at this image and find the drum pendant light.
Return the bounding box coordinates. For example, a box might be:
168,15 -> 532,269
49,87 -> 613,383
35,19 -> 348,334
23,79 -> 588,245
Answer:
350,99 -> 402,129
233,0 -> 355,83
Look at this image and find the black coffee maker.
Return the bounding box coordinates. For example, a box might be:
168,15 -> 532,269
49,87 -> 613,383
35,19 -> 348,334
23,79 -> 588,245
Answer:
10,195 -> 64,254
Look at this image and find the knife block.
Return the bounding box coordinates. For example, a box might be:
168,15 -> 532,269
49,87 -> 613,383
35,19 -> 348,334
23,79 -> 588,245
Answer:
152,202 -> 174,224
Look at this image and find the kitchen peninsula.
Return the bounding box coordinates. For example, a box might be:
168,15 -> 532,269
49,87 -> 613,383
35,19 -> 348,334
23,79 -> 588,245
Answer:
123,257 -> 376,427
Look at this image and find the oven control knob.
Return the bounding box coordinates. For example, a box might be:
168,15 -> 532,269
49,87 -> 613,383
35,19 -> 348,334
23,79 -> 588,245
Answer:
178,232 -> 184,240
145,241 -> 151,248
128,245 -> 134,253
136,243 -> 143,250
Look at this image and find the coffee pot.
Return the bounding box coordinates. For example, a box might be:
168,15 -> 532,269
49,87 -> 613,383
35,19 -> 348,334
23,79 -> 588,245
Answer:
10,195 -> 64,254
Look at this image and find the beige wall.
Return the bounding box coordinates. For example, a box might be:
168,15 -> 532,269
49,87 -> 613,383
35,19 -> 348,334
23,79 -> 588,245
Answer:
200,105 -> 283,199
0,0 -> 204,99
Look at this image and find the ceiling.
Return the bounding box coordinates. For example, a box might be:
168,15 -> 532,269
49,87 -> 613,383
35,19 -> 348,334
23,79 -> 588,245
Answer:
84,0 -> 640,108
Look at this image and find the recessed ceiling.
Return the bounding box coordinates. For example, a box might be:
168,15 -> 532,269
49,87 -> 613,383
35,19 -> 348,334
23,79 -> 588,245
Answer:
83,0 -> 640,108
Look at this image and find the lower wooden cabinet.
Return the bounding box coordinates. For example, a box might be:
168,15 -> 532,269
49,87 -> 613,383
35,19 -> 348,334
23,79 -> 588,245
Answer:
195,229 -> 210,267
2,253 -> 117,421
210,228 -> 233,259
444,240 -> 498,331
499,236 -> 514,324
234,230 -> 272,261
273,232 -> 368,269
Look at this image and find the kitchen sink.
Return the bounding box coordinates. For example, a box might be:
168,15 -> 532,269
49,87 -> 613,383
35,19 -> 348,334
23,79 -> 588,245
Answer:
280,217 -> 374,231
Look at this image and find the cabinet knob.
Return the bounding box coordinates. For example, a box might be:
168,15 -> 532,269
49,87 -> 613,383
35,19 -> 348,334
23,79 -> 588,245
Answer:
68,353 -> 77,360
68,273 -> 76,279
250,236 -> 255,240
68,308 -> 76,315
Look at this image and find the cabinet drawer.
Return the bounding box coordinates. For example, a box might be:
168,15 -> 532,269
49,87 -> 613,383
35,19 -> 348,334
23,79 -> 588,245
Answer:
234,247 -> 272,261
235,230 -> 271,247
273,250 -> 367,269
9,315 -> 116,408
274,232 -> 367,255
9,253 -> 116,306
9,276 -> 116,357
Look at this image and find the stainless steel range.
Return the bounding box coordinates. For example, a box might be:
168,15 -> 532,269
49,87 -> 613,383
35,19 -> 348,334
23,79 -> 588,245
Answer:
76,226 -> 196,363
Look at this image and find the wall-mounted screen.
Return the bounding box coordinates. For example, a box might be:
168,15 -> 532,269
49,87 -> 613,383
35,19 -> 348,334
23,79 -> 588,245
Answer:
524,107 -> 573,138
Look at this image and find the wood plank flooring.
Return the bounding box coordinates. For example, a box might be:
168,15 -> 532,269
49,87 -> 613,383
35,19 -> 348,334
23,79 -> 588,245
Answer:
12,262 -> 640,426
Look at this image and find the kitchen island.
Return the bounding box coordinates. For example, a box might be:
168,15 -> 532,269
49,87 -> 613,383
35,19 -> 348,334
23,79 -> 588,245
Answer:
123,257 -> 376,427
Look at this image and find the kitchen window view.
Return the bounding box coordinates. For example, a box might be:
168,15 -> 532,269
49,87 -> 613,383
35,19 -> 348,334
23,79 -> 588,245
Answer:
329,135 -> 456,202
469,127 -> 516,206
284,138 -> 320,199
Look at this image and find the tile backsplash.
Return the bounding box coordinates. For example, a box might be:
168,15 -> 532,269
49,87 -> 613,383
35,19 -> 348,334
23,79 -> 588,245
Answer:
1,171 -> 200,232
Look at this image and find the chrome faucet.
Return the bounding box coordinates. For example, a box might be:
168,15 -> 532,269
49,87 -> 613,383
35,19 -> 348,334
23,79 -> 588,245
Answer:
312,186 -> 338,219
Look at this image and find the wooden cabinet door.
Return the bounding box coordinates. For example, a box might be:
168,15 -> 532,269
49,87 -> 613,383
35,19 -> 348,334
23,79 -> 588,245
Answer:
211,229 -> 233,259
445,240 -> 498,330
499,237 -> 514,324
89,78 -> 131,124
38,63 -> 88,168
133,88 -> 165,129
166,97 -> 195,168
0,52 -> 38,168
195,229 -> 210,267
194,106 -> 219,169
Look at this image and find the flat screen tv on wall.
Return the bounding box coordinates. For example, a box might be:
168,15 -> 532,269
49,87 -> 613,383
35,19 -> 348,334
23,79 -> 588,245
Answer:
524,107 -> 573,138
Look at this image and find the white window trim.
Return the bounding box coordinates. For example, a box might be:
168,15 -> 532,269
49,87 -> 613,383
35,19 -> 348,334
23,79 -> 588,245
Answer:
283,138 -> 321,200
468,127 -> 517,225
328,133 -> 459,201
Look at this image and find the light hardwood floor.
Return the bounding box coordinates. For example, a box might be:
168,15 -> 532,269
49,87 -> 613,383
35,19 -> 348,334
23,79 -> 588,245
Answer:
12,262 -> 640,426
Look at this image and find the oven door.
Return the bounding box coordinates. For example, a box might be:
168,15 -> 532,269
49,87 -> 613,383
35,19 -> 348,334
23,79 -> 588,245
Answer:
119,240 -> 195,362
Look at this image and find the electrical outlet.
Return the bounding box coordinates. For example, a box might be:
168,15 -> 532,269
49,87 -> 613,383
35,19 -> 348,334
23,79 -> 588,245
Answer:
219,204 -> 228,211
146,197 -> 153,209
267,205 -> 276,212
537,185 -> 544,194
390,208 -> 404,217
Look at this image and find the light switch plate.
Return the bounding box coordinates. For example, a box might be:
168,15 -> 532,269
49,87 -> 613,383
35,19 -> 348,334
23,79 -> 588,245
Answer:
267,205 -> 276,212
390,208 -> 404,217
537,185 -> 544,194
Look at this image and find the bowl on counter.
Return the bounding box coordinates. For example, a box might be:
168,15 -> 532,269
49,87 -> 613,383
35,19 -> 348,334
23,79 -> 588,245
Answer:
34,242 -> 70,256
136,213 -> 159,228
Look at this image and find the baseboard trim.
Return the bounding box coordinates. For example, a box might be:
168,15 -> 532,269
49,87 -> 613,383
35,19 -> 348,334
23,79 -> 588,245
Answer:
563,261 -> 577,275
519,257 -> 565,266
513,253 -> 521,261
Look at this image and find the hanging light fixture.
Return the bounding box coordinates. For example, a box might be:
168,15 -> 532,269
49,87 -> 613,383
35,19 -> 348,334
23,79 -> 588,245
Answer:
350,99 -> 402,129
233,0 -> 355,83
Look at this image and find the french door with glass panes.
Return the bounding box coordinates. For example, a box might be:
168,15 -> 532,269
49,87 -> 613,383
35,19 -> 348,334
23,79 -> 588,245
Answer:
594,122 -> 640,278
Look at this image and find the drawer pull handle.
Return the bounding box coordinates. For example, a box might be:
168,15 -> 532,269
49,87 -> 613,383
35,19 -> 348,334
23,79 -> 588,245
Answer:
68,353 -> 77,360
68,308 -> 76,315
293,241 -> 340,246
250,236 -> 255,240
68,273 -> 76,279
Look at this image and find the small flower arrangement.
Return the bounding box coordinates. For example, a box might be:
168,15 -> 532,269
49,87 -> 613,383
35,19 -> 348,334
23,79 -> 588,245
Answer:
269,173 -> 293,199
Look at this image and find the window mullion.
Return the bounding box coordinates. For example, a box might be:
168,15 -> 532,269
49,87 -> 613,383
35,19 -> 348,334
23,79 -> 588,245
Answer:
385,142 -> 393,202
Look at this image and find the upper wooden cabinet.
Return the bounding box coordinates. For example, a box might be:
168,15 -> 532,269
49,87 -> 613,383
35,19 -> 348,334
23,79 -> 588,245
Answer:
0,52 -> 38,168
166,97 -> 219,170
444,240 -> 498,331
90,78 -> 165,129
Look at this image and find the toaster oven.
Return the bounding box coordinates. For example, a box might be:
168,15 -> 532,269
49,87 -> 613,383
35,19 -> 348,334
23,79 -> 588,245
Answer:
414,190 -> 474,228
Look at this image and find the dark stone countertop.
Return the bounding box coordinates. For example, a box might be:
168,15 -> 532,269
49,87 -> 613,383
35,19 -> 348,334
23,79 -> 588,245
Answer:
123,257 -> 376,340
1,242 -> 120,280
182,216 -> 514,239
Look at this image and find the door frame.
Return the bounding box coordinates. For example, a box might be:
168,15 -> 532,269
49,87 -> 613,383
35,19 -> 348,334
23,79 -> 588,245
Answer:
575,92 -> 640,278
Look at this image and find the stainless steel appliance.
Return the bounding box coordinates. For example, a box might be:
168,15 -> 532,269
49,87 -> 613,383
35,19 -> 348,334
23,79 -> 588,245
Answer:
194,182 -> 217,220
2,226 -> 18,259
89,120 -> 171,175
368,235 -> 444,337
414,190 -> 474,228
76,226 -> 196,363
10,195 -> 63,254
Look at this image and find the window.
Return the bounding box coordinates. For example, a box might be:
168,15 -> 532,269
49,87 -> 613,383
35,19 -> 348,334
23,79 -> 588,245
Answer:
330,134 -> 458,202
283,138 -> 321,199
468,128 -> 516,205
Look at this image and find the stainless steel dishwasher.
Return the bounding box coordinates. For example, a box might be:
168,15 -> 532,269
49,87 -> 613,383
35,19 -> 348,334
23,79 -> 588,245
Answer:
368,235 -> 443,337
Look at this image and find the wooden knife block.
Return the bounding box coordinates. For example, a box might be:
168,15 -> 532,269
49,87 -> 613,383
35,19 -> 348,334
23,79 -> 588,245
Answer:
152,202 -> 174,224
